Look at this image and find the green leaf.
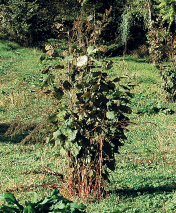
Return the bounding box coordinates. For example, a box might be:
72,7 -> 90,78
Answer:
92,84 -> 99,91
63,80 -> 72,90
66,129 -> 78,142
69,202 -> 86,211
0,193 -> 23,210
42,74 -> 55,87
48,114 -> 58,123
92,71 -> 101,77
87,46 -> 96,56
82,92 -> 91,98
23,205 -> 34,213
0,205 -> 21,213
71,142 -> 81,157
113,77 -> 120,82
65,55 -> 74,62
60,147 -> 67,156
53,87 -> 64,100
53,201 -> 66,210
106,111 -> 115,119
53,129 -> 61,139
87,14 -> 94,21
108,81 -> 115,90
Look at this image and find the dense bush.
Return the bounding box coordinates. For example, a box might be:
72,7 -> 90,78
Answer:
159,64 -> 176,101
0,0 -> 80,46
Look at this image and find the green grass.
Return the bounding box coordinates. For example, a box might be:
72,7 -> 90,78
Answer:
0,40 -> 176,212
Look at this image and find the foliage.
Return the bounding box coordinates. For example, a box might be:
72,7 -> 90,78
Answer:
42,43 -> 131,198
41,4 -> 131,198
159,64 -> 176,101
0,0 -> 80,46
119,0 -> 155,57
0,189 -> 86,213
146,26 -> 172,63
157,0 -> 176,29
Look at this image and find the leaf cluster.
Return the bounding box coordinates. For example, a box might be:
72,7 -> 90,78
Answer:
160,64 -> 176,101
0,189 -> 86,213
42,45 -> 131,181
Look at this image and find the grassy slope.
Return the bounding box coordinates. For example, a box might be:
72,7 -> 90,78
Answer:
0,40 -> 176,212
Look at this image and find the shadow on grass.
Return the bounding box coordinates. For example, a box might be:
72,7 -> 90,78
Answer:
0,39 -> 20,51
0,123 -> 34,144
108,182 -> 176,197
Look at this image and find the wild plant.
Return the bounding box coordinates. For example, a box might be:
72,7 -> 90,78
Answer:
41,3 -> 131,200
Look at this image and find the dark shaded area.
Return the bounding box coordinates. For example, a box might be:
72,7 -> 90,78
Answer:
0,40 -> 20,51
107,182 -> 176,198
0,123 -> 35,144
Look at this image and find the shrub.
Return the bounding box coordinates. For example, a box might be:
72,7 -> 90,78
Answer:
39,3 -> 131,200
41,44 -> 131,199
159,64 -> 176,101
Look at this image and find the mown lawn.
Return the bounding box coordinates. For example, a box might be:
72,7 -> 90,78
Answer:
0,40 -> 176,212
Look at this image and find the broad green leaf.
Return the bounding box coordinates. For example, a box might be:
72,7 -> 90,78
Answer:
56,110 -> 66,119
55,139 -> 61,146
67,129 -> 78,141
106,111 -> 115,119
48,114 -> 58,123
81,3 -> 93,9
77,55 -> 88,67
108,82 -> 115,90
0,193 -> 19,206
71,142 -> 81,157
0,193 -> 23,211
87,46 -> 96,56
60,147 -> 66,156
92,84 -> 99,91
31,192 -> 38,204
53,129 -> 61,139
53,87 -> 64,100
65,55 -> 74,62
53,201 -> 66,210
69,202 -> 86,211
87,14 -> 93,21
42,74 -> 55,87
113,77 -> 120,82
92,71 -> 101,77
0,205 -> 21,213
63,80 -> 72,90
23,205 -> 34,213
82,92 -> 91,98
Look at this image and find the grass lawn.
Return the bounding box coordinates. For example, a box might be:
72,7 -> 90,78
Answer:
0,40 -> 176,212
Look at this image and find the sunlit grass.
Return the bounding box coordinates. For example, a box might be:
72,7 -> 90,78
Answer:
0,40 -> 176,212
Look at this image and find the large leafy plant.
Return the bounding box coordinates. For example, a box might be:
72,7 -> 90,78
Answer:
41,3 -> 131,199
42,45 -> 131,198
0,189 -> 86,213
